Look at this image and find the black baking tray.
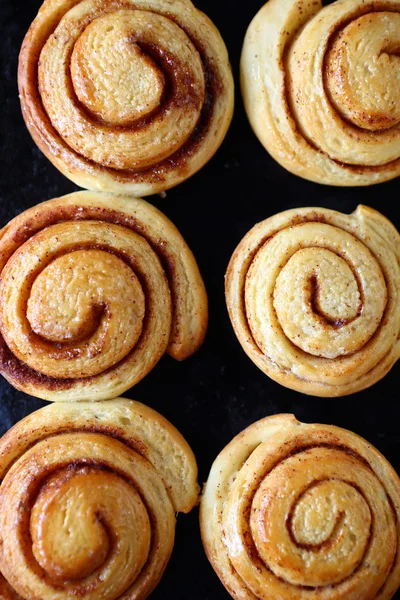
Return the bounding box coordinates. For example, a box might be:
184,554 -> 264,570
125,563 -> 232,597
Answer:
0,1 -> 399,598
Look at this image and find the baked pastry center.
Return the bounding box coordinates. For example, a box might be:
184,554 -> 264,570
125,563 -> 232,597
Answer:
70,11 -> 168,126
325,12 -> 400,131
39,8 -> 205,171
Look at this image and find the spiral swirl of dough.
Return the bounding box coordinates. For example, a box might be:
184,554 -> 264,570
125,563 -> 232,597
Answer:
0,191 -> 207,401
0,399 -> 199,600
201,414 -> 400,600
18,0 -> 234,196
241,0 -> 400,185
226,205 -> 400,396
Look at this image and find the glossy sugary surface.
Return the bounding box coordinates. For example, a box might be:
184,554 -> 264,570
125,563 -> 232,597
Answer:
0,191 -> 208,401
226,205 -> 400,396
241,0 -> 400,185
0,399 -> 199,599
201,414 -> 400,599
18,0 -> 234,196
1,0 -> 400,598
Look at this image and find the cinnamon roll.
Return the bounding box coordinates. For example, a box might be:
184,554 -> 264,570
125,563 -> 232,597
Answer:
18,0 -> 234,196
226,205 -> 400,396
0,191 -> 207,401
0,398 -> 199,600
201,414 -> 400,600
242,0 -> 400,185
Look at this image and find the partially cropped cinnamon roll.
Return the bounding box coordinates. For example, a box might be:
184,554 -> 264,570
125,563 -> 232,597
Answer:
201,414 -> 400,600
0,399 -> 199,599
242,0 -> 400,185
19,0 -> 234,196
0,191 -> 207,401
226,205 -> 400,396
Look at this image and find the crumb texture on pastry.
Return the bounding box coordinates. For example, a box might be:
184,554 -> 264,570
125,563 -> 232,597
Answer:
0,398 -> 199,599
241,0 -> 400,185
201,414 -> 400,600
0,191 -> 208,401
225,205 -> 400,396
18,0 -> 234,196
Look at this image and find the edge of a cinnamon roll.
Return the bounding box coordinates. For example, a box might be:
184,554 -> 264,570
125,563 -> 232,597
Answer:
241,0 -> 400,186
18,0 -> 234,196
0,191 -> 208,401
0,398 -> 200,513
225,205 -> 400,397
200,413 -> 400,600
0,398 -> 199,599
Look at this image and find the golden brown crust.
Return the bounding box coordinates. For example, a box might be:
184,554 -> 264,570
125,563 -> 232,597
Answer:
0,191 -> 208,401
18,0 -> 234,196
200,414 -> 400,600
241,0 -> 400,186
0,398 -> 199,600
225,205 -> 400,397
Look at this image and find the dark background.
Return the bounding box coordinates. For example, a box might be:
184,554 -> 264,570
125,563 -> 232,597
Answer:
0,1 -> 399,598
